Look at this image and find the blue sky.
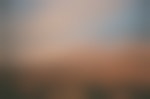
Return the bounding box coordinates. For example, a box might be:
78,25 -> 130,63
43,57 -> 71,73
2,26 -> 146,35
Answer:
10,0 -> 149,47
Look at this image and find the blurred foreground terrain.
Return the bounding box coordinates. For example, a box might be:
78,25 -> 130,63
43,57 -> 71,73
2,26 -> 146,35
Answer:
1,44 -> 150,99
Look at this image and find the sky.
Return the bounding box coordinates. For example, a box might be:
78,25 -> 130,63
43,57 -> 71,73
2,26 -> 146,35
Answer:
9,0 -> 149,52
